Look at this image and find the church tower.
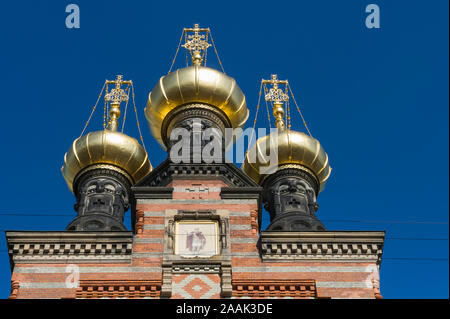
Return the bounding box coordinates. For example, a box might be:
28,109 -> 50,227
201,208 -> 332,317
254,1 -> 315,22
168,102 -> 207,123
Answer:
242,74 -> 331,232
61,75 -> 152,231
5,24 -> 385,299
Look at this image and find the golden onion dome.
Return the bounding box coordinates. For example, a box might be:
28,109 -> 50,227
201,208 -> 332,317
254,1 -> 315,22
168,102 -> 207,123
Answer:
61,130 -> 152,192
242,130 -> 331,193
144,65 -> 249,148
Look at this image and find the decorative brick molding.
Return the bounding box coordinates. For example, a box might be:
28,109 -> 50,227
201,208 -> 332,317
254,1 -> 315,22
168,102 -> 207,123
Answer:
161,262 -> 173,298
232,279 -> 317,298
9,280 -> 19,299
133,159 -> 261,189
220,261 -> 232,298
260,231 -> 385,263
250,210 -> 258,234
76,280 -> 161,299
135,209 -> 145,234
160,260 -> 232,298
372,278 -> 383,299
172,274 -> 221,299
173,264 -> 221,273
6,232 -> 133,265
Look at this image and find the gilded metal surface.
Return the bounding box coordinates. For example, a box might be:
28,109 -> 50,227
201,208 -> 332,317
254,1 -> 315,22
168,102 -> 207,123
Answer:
263,75 -> 289,104
105,75 -> 131,105
104,75 -> 132,132
61,130 -> 152,192
182,24 -> 211,66
262,74 -> 289,131
144,65 -> 249,149
242,130 -> 331,193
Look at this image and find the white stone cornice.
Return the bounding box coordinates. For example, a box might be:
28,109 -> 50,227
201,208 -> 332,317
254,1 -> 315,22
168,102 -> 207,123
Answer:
6,231 -> 133,265
260,231 -> 385,264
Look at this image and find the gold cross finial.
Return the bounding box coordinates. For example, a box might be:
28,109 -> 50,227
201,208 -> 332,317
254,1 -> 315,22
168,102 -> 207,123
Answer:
105,75 -> 131,105
262,74 -> 289,130
263,74 -> 289,104
182,24 -> 211,66
104,75 -> 132,131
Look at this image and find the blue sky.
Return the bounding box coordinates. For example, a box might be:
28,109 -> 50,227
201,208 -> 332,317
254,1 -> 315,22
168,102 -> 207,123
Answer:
0,0 -> 448,299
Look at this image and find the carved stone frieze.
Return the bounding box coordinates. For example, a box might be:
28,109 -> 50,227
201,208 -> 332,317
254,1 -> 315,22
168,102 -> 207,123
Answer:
260,231 -> 385,263
6,232 -> 133,265
68,168 -> 132,231
262,168 -> 325,231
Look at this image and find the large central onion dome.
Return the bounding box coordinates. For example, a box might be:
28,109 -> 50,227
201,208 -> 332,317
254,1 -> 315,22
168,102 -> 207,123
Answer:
145,65 -> 248,149
242,129 -> 331,193
144,24 -> 248,151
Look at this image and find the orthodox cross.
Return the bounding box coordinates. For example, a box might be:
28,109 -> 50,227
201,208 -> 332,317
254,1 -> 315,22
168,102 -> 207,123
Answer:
262,74 -> 289,104
182,24 -> 211,66
104,75 -> 132,131
262,74 -> 289,130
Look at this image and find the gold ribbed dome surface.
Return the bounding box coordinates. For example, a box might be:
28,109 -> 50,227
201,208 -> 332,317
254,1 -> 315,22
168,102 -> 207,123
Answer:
242,130 -> 331,193
145,65 -> 249,148
61,130 -> 152,192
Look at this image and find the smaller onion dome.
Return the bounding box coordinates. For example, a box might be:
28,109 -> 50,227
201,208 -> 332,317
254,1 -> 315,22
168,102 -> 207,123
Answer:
61,75 -> 152,192
61,130 -> 152,192
241,74 -> 331,194
242,130 -> 331,193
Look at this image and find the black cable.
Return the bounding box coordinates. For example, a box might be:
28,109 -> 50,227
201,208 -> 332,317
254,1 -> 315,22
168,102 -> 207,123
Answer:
323,219 -> 448,225
385,237 -> 448,241
0,213 -> 73,217
383,257 -> 449,261
0,228 -> 448,241
0,213 -> 448,225
0,249 -> 447,262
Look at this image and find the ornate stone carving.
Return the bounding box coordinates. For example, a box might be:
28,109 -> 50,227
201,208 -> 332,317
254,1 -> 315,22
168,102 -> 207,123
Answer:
260,231 -> 385,263
220,261 -> 232,298
67,168 -> 131,231
9,281 -> 19,299
6,231 -> 133,265
263,168 -> 325,231
161,262 -> 173,298
372,278 -> 383,299
162,104 -> 230,146
133,159 -> 261,189
250,210 -> 258,234
167,116 -> 225,164
160,210 -> 233,298
135,210 -> 145,235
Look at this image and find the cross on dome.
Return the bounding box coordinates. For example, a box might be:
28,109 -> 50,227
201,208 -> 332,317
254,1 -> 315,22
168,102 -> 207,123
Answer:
182,24 -> 212,66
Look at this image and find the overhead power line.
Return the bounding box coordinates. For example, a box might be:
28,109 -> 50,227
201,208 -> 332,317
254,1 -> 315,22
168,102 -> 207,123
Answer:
323,219 -> 448,225
0,250 -> 447,262
0,234 -> 447,242
383,257 -> 449,262
385,237 -> 448,241
0,213 -> 447,225
0,213 -> 73,217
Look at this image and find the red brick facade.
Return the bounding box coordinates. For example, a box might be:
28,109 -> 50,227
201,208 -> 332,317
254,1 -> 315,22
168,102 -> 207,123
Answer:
6,178 -> 384,299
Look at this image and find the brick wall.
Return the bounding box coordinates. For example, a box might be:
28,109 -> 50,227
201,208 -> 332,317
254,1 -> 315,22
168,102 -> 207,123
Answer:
7,178 -> 383,299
